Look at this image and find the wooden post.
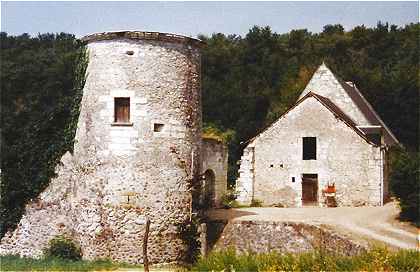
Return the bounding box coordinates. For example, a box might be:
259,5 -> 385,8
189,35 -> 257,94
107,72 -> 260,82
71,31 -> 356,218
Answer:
143,218 -> 150,272
199,223 -> 207,257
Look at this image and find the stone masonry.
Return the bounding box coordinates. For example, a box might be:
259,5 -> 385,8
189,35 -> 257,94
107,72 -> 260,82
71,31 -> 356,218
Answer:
209,221 -> 367,256
0,31 -> 211,264
201,138 -> 228,207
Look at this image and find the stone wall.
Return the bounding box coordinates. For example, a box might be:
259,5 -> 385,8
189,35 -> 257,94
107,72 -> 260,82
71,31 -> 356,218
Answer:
299,64 -> 370,126
235,146 -> 255,205
208,220 -> 367,256
201,138 -> 228,207
0,32 -> 203,264
237,96 -> 383,207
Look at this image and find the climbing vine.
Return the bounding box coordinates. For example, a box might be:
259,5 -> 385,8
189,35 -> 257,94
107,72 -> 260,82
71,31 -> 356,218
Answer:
0,32 -> 88,237
176,214 -> 201,263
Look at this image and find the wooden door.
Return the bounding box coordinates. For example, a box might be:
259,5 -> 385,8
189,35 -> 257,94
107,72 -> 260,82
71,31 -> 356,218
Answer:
302,174 -> 318,204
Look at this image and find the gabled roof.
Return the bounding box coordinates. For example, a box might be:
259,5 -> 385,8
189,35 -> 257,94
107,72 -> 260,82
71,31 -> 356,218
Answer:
300,63 -> 399,146
245,92 -> 377,146
335,77 -> 399,146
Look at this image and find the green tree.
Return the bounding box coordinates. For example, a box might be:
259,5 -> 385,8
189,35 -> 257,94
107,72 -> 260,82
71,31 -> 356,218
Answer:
390,149 -> 420,226
0,32 -> 87,237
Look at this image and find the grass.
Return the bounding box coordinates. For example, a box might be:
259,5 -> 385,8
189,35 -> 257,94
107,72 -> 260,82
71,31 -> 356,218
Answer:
2,248 -> 419,271
190,247 -> 420,272
0,255 -> 142,271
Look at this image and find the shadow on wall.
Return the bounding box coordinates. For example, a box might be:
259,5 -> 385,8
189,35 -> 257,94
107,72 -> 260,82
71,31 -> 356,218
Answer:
202,169 -> 216,208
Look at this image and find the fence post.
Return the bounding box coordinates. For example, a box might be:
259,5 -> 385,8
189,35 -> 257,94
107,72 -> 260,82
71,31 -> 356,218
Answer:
143,218 -> 150,272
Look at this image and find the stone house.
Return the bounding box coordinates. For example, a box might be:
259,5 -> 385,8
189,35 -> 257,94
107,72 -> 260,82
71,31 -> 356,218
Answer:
236,63 -> 398,207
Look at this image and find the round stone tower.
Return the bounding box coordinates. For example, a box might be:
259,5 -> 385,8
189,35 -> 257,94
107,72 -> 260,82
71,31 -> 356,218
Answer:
0,31 -> 203,264
76,31 -> 203,262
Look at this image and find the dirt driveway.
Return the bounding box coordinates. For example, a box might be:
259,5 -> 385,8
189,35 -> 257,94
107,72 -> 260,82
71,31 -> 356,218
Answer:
207,201 -> 418,250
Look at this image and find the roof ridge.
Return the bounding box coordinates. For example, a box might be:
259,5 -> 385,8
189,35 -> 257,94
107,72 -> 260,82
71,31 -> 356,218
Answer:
305,63 -> 399,146
308,92 -> 376,146
243,92 -> 376,146
333,74 -> 399,145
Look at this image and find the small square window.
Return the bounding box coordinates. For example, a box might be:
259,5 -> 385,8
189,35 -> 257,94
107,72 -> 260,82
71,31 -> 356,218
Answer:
154,123 -> 164,132
114,97 -> 130,123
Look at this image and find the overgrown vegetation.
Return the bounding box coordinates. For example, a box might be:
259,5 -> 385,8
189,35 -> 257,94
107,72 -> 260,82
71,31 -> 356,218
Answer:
43,236 -> 82,261
0,32 -> 88,237
0,255 -> 139,271
250,199 -> 263,207
176,215 -> 201,264
191,247 -> 420,272
203,123 -> 236,144
220,187 -> 238,208
389,148 -> 420,226
2,247 -> 418,271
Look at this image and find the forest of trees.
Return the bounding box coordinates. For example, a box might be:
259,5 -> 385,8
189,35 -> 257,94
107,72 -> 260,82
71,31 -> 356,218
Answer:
1,22 -> 419,235
0,33 -> 87,236
199,23 -> 419,182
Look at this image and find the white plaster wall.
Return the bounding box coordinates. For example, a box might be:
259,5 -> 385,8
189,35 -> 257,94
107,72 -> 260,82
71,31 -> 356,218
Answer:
300,64 -> 371,126
242,97 -> 382,207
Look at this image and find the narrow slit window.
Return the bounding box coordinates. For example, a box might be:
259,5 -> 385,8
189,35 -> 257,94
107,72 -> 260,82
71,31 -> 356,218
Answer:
303,137 -> 316,160
114,97 -> 130,123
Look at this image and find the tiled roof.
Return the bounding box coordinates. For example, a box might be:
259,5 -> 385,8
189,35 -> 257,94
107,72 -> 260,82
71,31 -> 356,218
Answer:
244,92 -> 377,146
334,77 -> 399,145
309,93 -> 376,146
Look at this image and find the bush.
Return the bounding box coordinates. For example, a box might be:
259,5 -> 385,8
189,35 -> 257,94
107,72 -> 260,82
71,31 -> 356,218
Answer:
250,199 -> 263,207
43,236 -> 82,261
389,149 -> 420,226
220,188 -> 238,209
176,216 -> 201,263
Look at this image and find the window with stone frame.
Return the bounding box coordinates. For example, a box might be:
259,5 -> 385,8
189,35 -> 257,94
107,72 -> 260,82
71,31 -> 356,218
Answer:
114,97 -> 130,123
303,137 -> 316,160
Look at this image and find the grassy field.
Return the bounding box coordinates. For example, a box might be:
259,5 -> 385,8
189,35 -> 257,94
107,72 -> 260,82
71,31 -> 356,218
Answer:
191,247 -> 420,272
0,255 -> 141,271
1,248 -> 419,271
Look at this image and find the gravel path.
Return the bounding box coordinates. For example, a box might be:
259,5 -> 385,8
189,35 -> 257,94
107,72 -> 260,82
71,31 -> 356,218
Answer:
207,201 -> 418,250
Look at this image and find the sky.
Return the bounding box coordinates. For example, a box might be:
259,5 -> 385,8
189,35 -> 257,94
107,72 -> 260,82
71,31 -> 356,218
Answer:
1,1 -> 418,38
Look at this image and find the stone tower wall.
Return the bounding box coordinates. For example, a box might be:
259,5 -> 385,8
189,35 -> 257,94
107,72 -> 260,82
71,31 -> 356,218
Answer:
0,32 -> 203,264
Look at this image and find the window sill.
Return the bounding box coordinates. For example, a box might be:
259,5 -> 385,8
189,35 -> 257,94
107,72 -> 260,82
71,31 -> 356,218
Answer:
111,122 -> 133,127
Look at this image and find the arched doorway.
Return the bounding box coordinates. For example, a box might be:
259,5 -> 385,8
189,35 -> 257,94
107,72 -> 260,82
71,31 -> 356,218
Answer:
203,169 -> 216,208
